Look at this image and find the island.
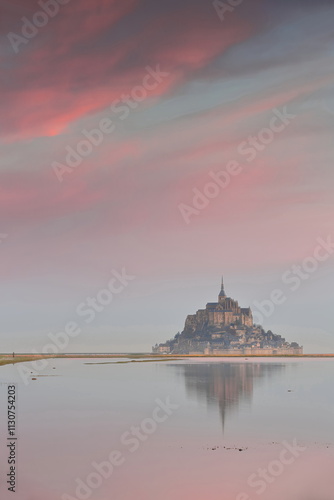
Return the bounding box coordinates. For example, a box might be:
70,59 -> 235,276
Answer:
153,277 -> 303,355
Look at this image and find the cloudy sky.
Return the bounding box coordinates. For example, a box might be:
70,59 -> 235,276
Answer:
1,0 -> 334,353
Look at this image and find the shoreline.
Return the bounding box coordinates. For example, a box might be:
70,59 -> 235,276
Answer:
0,352 -> 334,368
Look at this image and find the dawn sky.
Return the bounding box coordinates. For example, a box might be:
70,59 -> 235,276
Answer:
1,0 -> 334,353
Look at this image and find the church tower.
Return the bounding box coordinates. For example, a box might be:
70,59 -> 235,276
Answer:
218,275 -> 226,303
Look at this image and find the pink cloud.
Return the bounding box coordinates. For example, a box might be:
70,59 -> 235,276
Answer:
1,0 -> 257,139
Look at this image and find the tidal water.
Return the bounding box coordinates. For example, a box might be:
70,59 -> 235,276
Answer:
0,357 -> 333,500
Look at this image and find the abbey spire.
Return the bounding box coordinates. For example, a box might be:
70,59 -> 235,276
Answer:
219,275 -> 226,298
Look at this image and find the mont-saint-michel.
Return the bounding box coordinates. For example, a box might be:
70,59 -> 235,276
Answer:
153,277 -> 303,355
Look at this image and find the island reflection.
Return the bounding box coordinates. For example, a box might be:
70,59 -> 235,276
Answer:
169,361 -> 285,431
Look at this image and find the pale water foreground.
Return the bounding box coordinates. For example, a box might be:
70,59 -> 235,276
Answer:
0,358 -> 333,500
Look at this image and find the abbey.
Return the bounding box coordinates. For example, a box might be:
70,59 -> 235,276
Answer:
153,277 -> 303,356
185,277 -> 253,333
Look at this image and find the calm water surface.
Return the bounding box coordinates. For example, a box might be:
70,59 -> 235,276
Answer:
0,358 -> 333,500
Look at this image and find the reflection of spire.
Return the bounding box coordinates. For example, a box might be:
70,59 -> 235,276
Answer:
172,362 -> 284,434
219,275 -> 226,298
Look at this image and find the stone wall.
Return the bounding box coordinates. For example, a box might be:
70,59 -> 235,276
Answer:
204,347 -> 303,356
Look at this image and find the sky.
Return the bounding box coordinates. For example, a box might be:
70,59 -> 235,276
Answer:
0,0 -> 334,353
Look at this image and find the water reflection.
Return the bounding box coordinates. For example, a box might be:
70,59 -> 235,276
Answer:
172,361 -> 285,431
